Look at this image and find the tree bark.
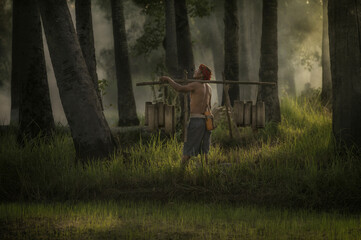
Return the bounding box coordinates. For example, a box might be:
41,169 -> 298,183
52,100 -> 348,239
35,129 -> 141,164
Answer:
174,0 -> 194,78
38,0 -> 116,160
257,0 -> 281,123
12,0 -> 54,141
249,0 -> 263,101
75,0 -> 103,110
10,0 -> 20,125
321,0 -> 332,106
211,0 -> 225,105
224,0 -> 240,105
239,0 -> 251,101
111,0 -> 139,126
165,0 -> 178,77
174,0 -> 194,127
328,0 -> 361,149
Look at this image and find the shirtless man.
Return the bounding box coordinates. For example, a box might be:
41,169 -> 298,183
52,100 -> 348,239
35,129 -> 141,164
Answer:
159,64 -> 212,167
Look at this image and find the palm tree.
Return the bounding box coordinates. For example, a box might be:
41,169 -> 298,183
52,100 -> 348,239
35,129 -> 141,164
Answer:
110,0 -> 139,126
224,0 -> 239,105
321,0 -> 332,106
257,0 -> 281,123
174,0 -> 194,78
165,0 -> 178,77
37,0 -> 116,160
328,0 -> 361,149
12,0 -> 54,141
75,0 -> 103,109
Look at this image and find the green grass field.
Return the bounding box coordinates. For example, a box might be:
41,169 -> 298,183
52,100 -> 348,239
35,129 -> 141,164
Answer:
1,201 -> 361,239
1,95 -> 361,239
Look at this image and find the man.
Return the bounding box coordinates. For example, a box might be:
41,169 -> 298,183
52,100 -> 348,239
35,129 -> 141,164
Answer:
159,64 -> 212,167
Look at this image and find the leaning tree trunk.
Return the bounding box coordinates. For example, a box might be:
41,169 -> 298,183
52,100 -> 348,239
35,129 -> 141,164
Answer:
224,0 -> 240,105
165,0 -> 178,77
75,0 -> 103,110
111,0 -> 139,126
328,0 -> 361,149
321,0 -> 332,107
257,0 -> 281,123
12,0 -> 54,142
38,0 -> 116,160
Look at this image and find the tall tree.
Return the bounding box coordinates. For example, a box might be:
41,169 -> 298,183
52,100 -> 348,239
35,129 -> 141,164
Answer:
224,0 -> 239,105
164,0 -> 178,77
257,0 -> 281,123
321,0 -> 332,106
37,0 -> 116,160
12,0 -> 54,140
328,0 -> 361,148
239,0 -> 250,101
174,0 -> 194,126
174,0 -> 194,78
75,0 -> 103,110
111,0 -> 139,126
246,0 -> 263,101
0,0 -> 12,88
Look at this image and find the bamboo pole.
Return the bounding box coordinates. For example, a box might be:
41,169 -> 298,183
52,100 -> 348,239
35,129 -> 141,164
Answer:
136,79 -> 276,86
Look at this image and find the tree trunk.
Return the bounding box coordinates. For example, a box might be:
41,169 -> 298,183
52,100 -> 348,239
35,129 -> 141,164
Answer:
38,0 -> 116,160
328,0 -> 361,148
249,0 -> 263,101
224,0 -> 240,105
321,0 -> 332,106
174,0 -> 194,126
239,0 -> 251,101
257,0 -> 281,123
111,0 -> 139,126
10,0 -> 20,125
165,0 -> 178,77
12,0 -> 54,141
75,0 -> 103,110
212,0 -> 225,105
174,0 -> 194,78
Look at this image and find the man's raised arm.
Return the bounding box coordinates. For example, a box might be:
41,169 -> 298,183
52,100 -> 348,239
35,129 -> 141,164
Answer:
159,76 -> 197,93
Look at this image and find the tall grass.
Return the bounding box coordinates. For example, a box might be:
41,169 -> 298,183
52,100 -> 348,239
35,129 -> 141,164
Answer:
1,97 -> 360,210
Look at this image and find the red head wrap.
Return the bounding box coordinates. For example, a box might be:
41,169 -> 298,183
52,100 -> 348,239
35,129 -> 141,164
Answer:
199,64 -> 212,80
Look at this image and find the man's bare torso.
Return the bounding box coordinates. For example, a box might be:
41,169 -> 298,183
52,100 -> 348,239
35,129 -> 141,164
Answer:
190,82 -> 212,114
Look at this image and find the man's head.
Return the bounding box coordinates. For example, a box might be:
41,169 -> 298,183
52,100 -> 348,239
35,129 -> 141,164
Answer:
193,64 -> 212,80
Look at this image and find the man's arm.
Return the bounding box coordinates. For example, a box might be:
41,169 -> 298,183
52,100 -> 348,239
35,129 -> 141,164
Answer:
159,76 -> 197,93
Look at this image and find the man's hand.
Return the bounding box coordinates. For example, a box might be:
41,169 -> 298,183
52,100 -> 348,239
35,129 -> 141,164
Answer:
159,76 -> 170,83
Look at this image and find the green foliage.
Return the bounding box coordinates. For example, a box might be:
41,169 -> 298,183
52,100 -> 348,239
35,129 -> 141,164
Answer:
1,97 -> 361,211
187,0 -> 214,18
98,78 -> 109,96
131,14 -> 165,56
131,0 -> 213,57
279,0 -> 323,72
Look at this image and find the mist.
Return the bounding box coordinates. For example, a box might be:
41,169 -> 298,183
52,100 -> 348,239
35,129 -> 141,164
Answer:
0,0 -> 323,126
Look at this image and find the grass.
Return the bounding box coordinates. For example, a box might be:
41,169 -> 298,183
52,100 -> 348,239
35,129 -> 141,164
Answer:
1,201 -> 361,239
1,95 -> 361,239
0,96 -> 361,210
